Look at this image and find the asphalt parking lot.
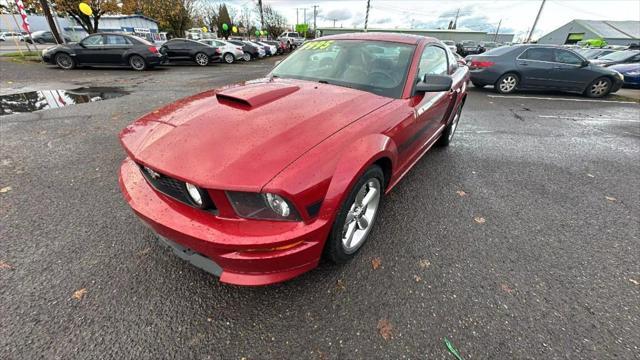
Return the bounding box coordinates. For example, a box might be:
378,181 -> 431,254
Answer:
1,57 -> 639,359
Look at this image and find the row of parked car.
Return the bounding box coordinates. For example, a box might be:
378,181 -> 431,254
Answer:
40,33 -> 289,71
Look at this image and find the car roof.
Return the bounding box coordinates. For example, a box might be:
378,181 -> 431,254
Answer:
319,32 -> 430,45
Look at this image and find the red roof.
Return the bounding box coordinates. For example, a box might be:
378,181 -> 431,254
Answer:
320,32 -> 432,45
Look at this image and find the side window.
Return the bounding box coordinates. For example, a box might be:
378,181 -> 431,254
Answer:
418,46 -> 448,80
104,35 -> 130,46
520,48 -> 553,62
554,49 -> 582,65
629,54 -> 640,62
82,35 -> 104,46
215,41 -> 225,46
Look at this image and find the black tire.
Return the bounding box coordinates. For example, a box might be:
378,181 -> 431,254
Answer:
584,77 -> 612,98
243,52 -> 252,61
325,165 -> 385,263
495,72 -> 519,94
194,52 -> 209,66
471,81 -> 485,88
54,53 -> 75,70
437,104 -> 463,147
223,52 -> 234,64
128,55 -> 147,71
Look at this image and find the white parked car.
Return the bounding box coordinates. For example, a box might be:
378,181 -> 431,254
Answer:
278,31 -> 304,49
0,32 -> 24,42
243,41 -> 266,58
257,41 -> 277,56
200,38 -> 244,63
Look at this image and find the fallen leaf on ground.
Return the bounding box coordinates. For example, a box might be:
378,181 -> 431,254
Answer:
456,190 -> 467,197
587,173 -> 595,178
377,319 -> 393,340
336,279 -> 346,291
414,275 -> 422,282
0,261 -> 13,270
0,186 -> 12,193
630,278 -> 639,286
605,196 -> 617,202
371,257 -> 382,270
72,288 -> 87,300
474,216 -> 486,224
419,259 -> 431,269
500,283 -> 514,294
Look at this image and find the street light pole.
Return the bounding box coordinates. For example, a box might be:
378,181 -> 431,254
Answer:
364,0 -> 371,32
526,0 -> 546,43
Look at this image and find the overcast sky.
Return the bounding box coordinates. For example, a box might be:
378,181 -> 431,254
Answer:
227,0 -> 640,41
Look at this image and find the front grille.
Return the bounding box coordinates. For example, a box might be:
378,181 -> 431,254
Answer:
138,164 -> 216,211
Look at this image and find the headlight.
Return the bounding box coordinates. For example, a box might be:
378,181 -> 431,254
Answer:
185,182 -> 203,206
226,191 -> 300,221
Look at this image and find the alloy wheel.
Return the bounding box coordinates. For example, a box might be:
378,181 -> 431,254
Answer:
195,53 -> 209,66
590,79 -> 609,97
224,53 -> 234,64
243,53 -> 251,61
499,75 -> 517,92
129,55 -> 145,70
341,178 -> 381,254
55,53 -> 73,69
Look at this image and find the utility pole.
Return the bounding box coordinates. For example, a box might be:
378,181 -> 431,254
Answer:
39,0 -> 63,44
453,8 -> 459,29
331,18 -> 336,27
526,0 -> 546,43
313,5 -> 318,34
493,19 -> 502,42
303,8 -> 307,24
258,0 -> 264,30
364,0 -> 371,32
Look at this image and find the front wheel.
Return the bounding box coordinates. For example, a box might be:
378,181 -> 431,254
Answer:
55,53 -> 75,70
128,55 -> 147,71
585,77 -> 611,98
495,73 -> 519,94
325,165 -> 384,263
223,53 -> 234,64
242,52 -> 251,62
194,52 -> 209,66
437,105 -> 463,147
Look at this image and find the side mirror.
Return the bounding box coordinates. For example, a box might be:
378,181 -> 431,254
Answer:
79,42 -> 86,48
415,74 -> 453,93
581,60 -> 590,67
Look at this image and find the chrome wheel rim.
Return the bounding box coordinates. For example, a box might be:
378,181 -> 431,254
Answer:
499,75 -> 517,92
342,178 -> 381,254
56,54 -> 72,69
243,53 -> 250,61
590,80 -> 609,96
449,108 -> 461,141
224,54 -> 233,63
195,53 -> 208,66
130,56 -> 144,70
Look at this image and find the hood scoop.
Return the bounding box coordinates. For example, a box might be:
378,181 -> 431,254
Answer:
216,83 -> 300,110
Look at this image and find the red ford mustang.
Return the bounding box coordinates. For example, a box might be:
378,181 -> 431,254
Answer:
119,33 -> 470,285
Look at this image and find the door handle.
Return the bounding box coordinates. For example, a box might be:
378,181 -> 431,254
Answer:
518,62 -> 528,66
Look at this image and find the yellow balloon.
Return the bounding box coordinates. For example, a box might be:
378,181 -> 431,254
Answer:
232,26 -> 238,33
202,27 -> 208,33
78,3 -> 92,16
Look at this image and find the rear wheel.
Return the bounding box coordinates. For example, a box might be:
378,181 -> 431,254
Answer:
194,52 -> 209,66
55,53 -> 75,70
437,104 -> 463,147
325,165 -> 384,263
585,77 -> 611,98
223,52 -> 234,64
495,73 -> 519,94
243,52 -> 251,61
129,55 -> 147,71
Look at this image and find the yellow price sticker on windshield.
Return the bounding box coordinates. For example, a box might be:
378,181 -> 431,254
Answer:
301,40 -> 334,50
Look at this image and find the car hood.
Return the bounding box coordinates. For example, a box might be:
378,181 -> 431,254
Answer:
120,78 -> 392,191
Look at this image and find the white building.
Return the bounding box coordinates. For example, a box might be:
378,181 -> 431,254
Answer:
537,20 -> 640,46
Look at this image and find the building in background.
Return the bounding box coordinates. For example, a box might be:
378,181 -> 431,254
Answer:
316,27 -> 515,44
0,14 -> 163,43
537,20 -> 639,46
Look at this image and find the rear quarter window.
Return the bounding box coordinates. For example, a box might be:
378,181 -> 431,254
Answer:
483,46 -> 516,56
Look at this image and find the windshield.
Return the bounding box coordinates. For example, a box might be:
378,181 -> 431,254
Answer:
271,39 -> 415,99
443,40 -> 455,45
599,50 -> 638,61
462,41 -> 476,46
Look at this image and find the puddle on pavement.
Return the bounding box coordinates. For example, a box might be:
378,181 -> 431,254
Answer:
0,87 -> 130,116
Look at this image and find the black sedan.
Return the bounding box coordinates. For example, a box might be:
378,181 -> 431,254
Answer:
160,39 -> 221,66
228,40 -> 260,61
469,45 -> 624,98
42,33 -> 165,71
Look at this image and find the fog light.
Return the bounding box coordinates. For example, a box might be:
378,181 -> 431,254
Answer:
185,182 -> 203,206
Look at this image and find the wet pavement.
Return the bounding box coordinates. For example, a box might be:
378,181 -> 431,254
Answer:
1,57 -> 639,359
0,87 -> 129,116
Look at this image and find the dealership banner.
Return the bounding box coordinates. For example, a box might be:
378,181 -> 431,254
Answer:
14,0 -> 31,33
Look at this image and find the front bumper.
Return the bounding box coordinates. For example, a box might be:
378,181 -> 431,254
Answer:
119,157 -> 328,286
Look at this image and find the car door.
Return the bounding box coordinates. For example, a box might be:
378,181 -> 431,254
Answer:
551,48 -> 590,91
408,45 -> 452,157
162,40 -> 186,59
75,35 -> 107,64
102,35 -> 133,65
515,47 -> 556,89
